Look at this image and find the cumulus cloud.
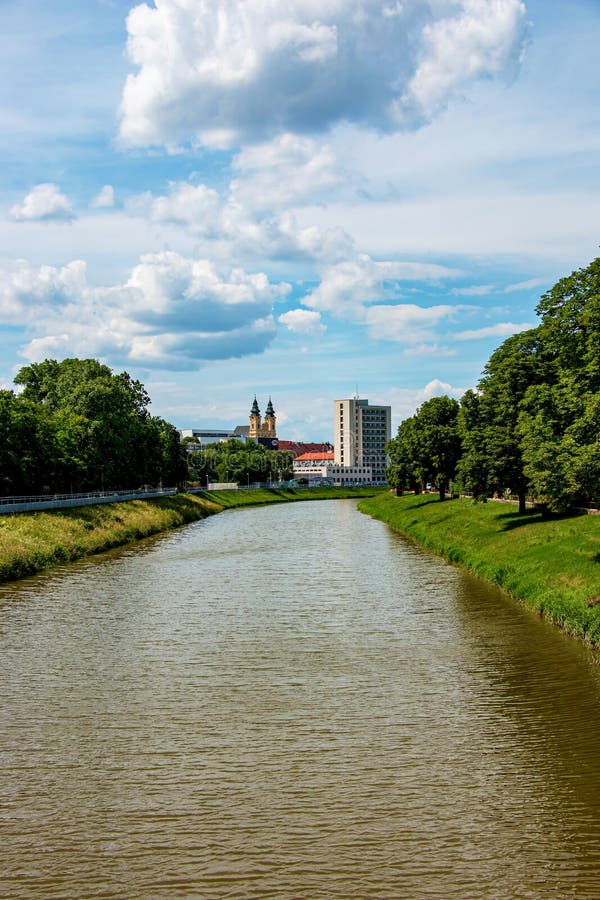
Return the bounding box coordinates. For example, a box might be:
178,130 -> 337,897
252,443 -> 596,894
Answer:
149,182 -> 222,232
279,309 -> 326,336
231,134 -> 341,213
10,183 -> 75,222
139,179 -> 354,263
419,378 -> 466,400
0,259 -> 86,323
119,0 -> 528,148
0,253 -> 290,369
92,185 -> 115,208
380,379 -> 468,425
305,254 -> 460,316
404,0 -> 528,116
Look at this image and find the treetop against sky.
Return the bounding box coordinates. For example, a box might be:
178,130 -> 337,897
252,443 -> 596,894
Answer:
1,0 -> 599,440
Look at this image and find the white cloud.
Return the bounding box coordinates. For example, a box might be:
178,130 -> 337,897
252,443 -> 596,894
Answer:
118,0 -> 528,148
0,253 -> 290,369
363,303 -> 459,342
91,185 -> 115,208
379,379 -> 468,427
455,320 -> 531,339
138,179 -> 354,264
420,378 -> 465,400
9,183 -> 75,223
404,0 -> 528,117
279,309 -> 325,336
503,276 -> 548,292
149,182 -> 222,231
231,134 -> 341,213
452,283 -> 495,296
403,343 -> 456,357
0,259 -> 86,323
305,254 -> 460,316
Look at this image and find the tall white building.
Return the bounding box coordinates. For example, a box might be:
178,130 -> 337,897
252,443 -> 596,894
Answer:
334,397 -> 392,483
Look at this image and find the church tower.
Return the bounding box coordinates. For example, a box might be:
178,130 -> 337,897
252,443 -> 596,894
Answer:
264,397 -> 276,438
249,396 -> 261,438
248,396 -> 278,443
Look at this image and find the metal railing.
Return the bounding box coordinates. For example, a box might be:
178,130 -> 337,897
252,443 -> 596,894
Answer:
0,487 -> 177,514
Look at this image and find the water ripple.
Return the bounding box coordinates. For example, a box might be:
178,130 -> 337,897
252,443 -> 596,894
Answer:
2,500 -> 600,898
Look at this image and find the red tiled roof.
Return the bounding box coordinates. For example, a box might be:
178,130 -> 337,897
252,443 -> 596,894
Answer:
295,451 -> 335,462
277,441 -> 333,458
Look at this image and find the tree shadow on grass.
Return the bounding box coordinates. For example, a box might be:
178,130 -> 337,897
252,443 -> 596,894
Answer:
405,499 -> 436,509
496,507 -> 588,532
397,496 -> 444,510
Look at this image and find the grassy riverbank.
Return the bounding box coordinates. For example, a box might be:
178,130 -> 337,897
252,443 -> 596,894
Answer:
358,492 -> 600,646
0,486 -> 380,583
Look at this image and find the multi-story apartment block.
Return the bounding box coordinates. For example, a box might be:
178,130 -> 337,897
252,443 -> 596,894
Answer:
334,397 -> 391,484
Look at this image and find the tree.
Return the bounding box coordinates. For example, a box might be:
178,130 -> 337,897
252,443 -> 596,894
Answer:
7,358 -> 183,493
187,439 -> 292,487
516,259 -> 600,511
385,418 -> 419,494
457,329 -> 551,513
388,396 -> 461,501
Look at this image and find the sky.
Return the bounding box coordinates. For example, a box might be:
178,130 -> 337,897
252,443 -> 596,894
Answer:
1,0 -> 600,441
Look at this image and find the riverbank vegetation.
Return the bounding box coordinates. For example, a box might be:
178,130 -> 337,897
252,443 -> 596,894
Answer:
1,358 -> 188,495
387,258 -> 600,514
0,486 -> 380,583
185,437 -> 294,486
359,492 -> 600,646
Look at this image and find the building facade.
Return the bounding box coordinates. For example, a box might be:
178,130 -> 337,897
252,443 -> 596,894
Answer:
292,451 -> 373,486
248,397 -> 279,448
333,397 -> 391,484
180,428 -> 247,447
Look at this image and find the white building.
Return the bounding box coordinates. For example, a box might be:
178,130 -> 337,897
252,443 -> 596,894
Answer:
180,428 -> 248,447
292,451 -> 373,486
334,397 -> 391,484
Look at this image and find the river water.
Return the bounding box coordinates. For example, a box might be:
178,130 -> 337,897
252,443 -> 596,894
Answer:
1,498 -> 600,899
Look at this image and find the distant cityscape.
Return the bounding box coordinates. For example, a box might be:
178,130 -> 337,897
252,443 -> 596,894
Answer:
180,395 -> 391,486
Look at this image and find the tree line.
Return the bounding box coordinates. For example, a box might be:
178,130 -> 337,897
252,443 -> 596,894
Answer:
386,258 -> 600,513
0,358 -> 188,495
185,436 -> 293,486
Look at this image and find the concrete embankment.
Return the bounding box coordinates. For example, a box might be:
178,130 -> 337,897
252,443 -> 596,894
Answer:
0,486 -> 381,583
358,492 -> 600,648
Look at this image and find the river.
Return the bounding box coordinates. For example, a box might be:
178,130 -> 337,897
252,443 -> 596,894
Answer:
1,498 -> 600,899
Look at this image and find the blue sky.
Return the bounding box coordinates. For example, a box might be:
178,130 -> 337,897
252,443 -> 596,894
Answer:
1,0 -> 599,440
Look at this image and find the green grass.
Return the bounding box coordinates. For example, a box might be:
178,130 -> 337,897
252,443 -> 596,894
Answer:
358,492 -> 600,646
191,485 -> 380,508
0,485 -> 380,583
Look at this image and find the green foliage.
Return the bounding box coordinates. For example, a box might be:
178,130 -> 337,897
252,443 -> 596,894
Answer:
187,438 -> 293,486
457,329 -> 550,511
1,358 -> 187,495
387,395 -> 461,500
358,492 -> 600,646
392,258 -> 600,514
515,261 -> 600,511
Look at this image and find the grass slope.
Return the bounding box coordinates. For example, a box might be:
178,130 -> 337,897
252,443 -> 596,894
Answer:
0,485 -> 379,583
358,492 -> 600,645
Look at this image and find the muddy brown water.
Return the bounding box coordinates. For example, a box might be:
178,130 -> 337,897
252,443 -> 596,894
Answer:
2,499 -> 600,899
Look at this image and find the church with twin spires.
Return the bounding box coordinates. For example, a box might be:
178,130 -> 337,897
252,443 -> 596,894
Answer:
248,396 -> 278,447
